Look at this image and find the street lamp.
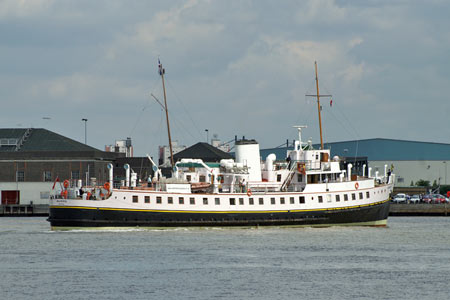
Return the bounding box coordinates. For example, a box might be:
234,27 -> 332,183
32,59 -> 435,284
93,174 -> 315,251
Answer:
82,118 -> 88,144
205,129 -> 209,144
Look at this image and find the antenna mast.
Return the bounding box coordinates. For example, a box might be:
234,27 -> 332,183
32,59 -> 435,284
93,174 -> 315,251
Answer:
159,59 -> 174,168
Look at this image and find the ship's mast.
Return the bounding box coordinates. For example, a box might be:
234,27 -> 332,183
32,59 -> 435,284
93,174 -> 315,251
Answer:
314,61 -> 324,150
159,59 -> 174,168
306,61 -> 332,150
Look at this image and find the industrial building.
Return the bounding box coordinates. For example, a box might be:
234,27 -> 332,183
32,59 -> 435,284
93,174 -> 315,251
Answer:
0,128 -> 122,206
260,138 -> 450,187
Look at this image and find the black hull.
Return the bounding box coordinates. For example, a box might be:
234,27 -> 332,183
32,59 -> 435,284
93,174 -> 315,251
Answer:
48,200 -> 390,228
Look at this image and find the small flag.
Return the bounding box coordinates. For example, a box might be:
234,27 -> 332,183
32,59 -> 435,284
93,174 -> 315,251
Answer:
330,99 -> 333,107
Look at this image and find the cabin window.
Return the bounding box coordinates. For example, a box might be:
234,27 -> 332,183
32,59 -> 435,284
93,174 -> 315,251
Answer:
366,192 -> 370,199
259,198 -> 264,205
157,196 -> 162,204
336,195 -> 340,202
199,175 -> 206,182
239,198 -> 244,205
190,197 -> 195,205
168,197 -> 173,204
215,198 -> 220,205
344,194 -> 349,201
297,174 -> 303,182
271,197 -> 276,205
359,192 -> 363,200
277,174 -> 282,182
290,197 -> 295,204
352,193 -> 356,200
318,196 -> 323,203
132,195 -> 138,203
203,198 -> 208,205
249,198 -> 254,205
186,175 -> 191,182
179,197 -> 184,204
230,198 -> 236,205
299,196 -> 305,204
145,196 -> 150,203
280,197 -> 285,204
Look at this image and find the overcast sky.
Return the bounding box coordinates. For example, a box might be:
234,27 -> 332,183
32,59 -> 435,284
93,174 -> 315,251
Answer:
1,0 -> 449,158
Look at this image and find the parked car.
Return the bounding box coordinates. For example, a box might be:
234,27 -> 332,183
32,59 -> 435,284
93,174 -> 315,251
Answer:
422,194 -> 433,203
431,194 -> 449,204
409,194 -> 421,204
392,193 -> 408,203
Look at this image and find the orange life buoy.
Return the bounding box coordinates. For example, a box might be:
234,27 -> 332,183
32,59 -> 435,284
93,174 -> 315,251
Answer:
104,182 -> 110,191
63,180 -> 69,189
60,190 -> 68,199
87,192 -> 91,200
247,189 -> 252,197
355,182 -> 359,189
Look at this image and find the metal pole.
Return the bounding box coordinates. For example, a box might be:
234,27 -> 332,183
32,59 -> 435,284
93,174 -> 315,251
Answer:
205,129 -> 209,144
82,118 -> 88,144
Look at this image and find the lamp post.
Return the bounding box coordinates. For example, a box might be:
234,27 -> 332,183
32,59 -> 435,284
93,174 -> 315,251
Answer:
82,118 -> 88,144
205,129 -> 209,144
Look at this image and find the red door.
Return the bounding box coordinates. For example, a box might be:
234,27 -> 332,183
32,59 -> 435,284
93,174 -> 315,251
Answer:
1,190 -> 20,205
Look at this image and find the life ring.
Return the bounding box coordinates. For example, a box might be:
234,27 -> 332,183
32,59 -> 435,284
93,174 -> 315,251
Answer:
247,189 -> 252,197
355,182 -> 359,189
63,180 -> 69,189
104,182 -> 111,191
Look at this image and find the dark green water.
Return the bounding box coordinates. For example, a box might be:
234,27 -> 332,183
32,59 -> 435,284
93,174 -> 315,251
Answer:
1,217 -> 449,299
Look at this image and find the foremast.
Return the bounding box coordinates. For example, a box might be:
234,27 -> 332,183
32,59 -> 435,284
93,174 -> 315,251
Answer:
158,59 -> 174,168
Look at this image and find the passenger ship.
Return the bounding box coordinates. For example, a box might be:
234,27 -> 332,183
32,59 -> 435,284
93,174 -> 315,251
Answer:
48,61 -> 394,230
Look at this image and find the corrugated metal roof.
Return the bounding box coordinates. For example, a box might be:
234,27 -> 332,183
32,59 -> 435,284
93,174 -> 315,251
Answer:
260,138 -> 450,161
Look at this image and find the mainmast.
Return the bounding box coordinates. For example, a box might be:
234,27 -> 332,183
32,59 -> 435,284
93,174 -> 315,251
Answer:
306,61 -> 332,150
315,61 -> 324,150
158,59 -> 174,168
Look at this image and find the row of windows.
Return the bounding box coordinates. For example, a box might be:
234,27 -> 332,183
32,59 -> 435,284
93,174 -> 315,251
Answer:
131,191 -> 373,205
15,170 -> 81,182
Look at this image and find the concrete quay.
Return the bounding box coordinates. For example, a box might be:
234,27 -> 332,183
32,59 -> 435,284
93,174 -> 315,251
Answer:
389,203 -> 449,216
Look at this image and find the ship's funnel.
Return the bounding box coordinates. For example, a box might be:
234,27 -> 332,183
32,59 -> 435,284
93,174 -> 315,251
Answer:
235,139 -> 261,182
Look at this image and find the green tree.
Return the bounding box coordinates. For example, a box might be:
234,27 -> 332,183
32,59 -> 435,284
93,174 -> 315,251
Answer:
415,179 -> 430,187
